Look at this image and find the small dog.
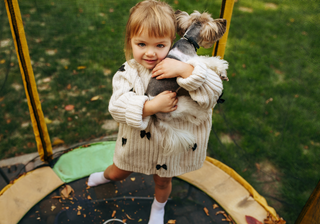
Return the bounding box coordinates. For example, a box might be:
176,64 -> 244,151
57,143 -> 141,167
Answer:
145,10 -> 229,155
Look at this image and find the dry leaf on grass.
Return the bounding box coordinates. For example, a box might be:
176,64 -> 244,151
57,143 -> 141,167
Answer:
167,220 -> 176,224
112,210 -> 116,217
65,105 -> 75,111
77,66 -> 86,70
52,138 -> 65,146
91,95 -> 100,101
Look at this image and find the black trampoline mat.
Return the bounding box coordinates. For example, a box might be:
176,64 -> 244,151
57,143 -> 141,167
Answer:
19,172 -> 231,224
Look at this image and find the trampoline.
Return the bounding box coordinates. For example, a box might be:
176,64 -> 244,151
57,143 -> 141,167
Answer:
0,0 -> 286,223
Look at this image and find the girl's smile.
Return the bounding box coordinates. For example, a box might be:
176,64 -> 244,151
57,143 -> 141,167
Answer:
131,30 -> 172,69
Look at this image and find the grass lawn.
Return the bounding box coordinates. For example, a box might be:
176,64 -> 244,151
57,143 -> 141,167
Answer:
0,0 -> 319,223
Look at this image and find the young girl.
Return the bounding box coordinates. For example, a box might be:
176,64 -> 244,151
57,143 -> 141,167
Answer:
88,0 -> 223,223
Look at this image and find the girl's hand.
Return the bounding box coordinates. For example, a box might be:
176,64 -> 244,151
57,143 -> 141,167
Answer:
152,58 -> 194,79
143,91 -> 178,117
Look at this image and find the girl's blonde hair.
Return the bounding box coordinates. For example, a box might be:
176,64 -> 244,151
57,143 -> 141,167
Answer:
125,0 -> 176,62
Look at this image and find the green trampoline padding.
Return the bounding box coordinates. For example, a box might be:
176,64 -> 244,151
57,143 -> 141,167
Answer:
53,141 -> 116,183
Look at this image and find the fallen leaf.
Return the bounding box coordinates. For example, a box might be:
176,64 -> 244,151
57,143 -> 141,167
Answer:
174,0 -> 178,4
138,219 -> 143,222
77,211 -> 81,215
87,195 -> 92,200
60,185 -> 74,199
45,117 -> 52,124
45,49 -> 57,55
203,207 -> 209,216
0,97 -> 4,102
52,138 -> 65,146
43,77 -> 51,83
91,95 -> 100,101
239,6 -> 253,13
246,215 -> 263,224
216,211 -> 225,215
255,163 -> 261,172
266,98 -> 273,104
67,84 -> 71,90
0,59 -> 5,64
242,64 -> 246,68
112,210 -> 116,217
167,220 -> 176,224
77,66 -> 86,70
125,213 -> 134,220
122,219 -> 127,223
131,177 -> 136,181
52,196 -> 61,199
103,68 -> 112,76
213,204 -> 219,209
109,8 -> 114,13
51,205 -> 56,211
265,3 -> 278,10
65,105 -> 75,111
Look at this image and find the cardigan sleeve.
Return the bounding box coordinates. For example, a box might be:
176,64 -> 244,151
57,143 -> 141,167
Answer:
176,58 -> 223,109
108,63 -> 151,130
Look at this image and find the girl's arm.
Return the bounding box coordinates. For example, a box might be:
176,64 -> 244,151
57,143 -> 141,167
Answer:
108,63 -> 151,130
143,91 -> 178,118
152,58 -> 223,109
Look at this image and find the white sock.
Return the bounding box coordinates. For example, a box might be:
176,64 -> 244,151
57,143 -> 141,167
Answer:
87,172 -> 110,187
148,198 -> 167,224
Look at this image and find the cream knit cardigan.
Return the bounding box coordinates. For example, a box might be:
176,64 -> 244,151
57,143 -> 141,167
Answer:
109,59 -> 223,177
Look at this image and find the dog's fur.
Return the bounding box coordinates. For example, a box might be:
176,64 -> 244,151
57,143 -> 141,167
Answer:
145,10 -> 229,155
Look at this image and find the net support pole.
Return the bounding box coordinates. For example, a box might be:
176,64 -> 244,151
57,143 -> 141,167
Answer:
213,0 -> 235,59
4,0 -> 53,162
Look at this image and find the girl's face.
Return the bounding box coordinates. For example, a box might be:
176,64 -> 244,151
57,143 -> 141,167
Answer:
131,30 -> 171,70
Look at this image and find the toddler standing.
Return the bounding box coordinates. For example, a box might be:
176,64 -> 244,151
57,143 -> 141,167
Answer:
88,1 -> 223,223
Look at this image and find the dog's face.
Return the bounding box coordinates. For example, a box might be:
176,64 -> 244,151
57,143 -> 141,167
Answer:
175,10 -> 227,48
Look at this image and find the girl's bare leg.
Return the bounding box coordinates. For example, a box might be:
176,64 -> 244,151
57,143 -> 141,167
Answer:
153,175 -> 172,202
148,175 -> 172,224
88,164 -> 132,186
104,163 -> 132,181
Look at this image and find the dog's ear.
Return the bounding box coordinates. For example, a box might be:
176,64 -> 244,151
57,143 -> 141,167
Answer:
200,18 -> 227,48
175,10 -> 192,37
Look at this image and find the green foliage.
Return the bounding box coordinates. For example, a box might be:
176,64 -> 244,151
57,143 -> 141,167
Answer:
0,0 -> 319,223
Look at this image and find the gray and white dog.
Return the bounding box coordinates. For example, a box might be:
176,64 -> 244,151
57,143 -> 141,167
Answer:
145,10 -> 229,155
